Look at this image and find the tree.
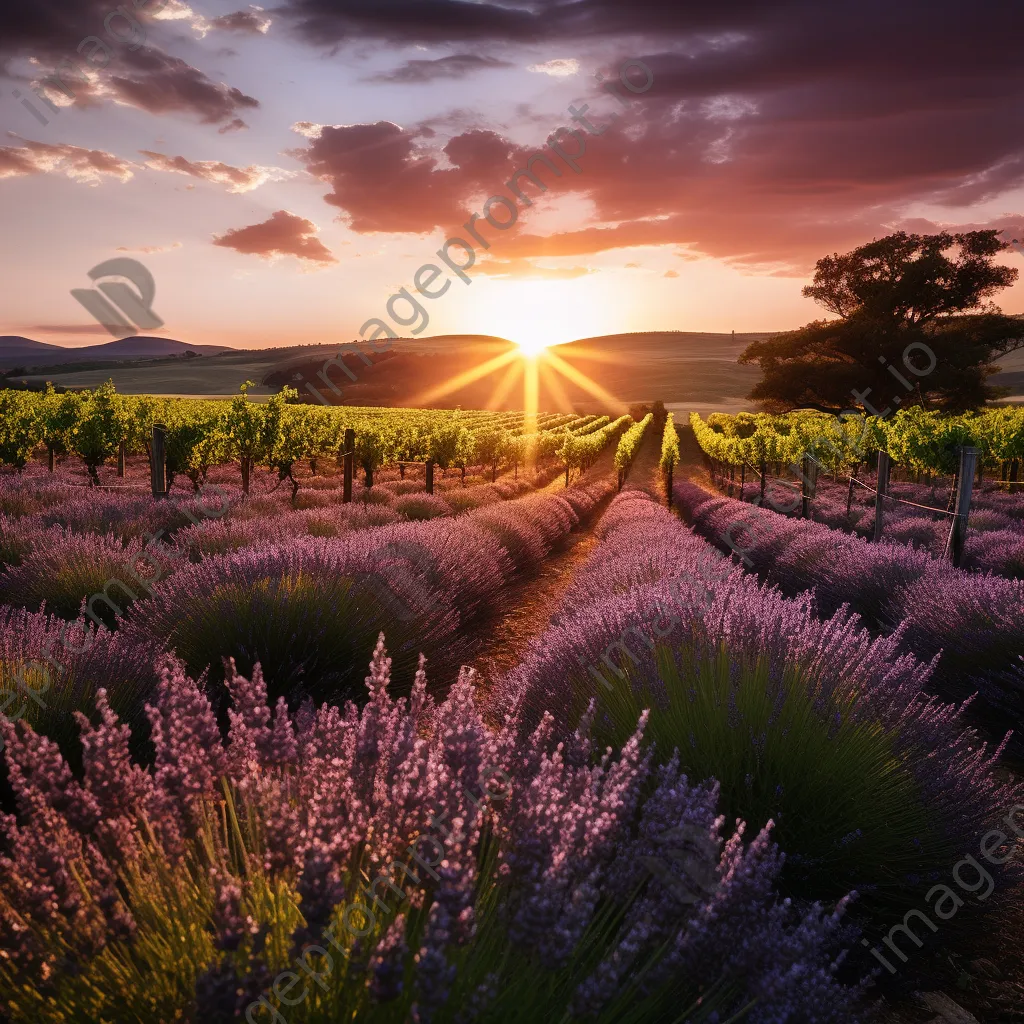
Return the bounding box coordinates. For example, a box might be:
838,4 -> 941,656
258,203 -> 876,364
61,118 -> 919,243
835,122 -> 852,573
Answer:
739,231 -> 1024,414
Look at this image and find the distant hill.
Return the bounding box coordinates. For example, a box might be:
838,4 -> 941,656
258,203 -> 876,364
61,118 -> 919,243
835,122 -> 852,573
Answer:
264,332 -> 770,412
0,335 -> 232,369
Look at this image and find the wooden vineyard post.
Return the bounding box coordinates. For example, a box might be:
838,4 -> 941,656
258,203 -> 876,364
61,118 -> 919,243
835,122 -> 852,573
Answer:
151,424 -> 167,499
944,447 -> 979,568
759,460 -> 767,504
425,460 -> 435,495
48,445 -> 55,472
728,464 -> 735,497
117,441 -> 126,478
342,428 -> 355,503
873,451 -> 890,542
739,464 -> 745,501
846,470 -> 857,519
801,456 -> 818,519
666,464 -> 673,509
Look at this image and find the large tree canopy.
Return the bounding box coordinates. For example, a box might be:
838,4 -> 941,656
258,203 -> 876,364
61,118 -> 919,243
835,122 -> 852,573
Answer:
739,231 -> 1024,413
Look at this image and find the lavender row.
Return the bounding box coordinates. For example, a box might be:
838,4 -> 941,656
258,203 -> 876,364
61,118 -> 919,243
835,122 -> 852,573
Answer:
0,639 -> 861,1022
0,482 -> 613,746
675,480 -> 1024,733
495,488 -> 1021,980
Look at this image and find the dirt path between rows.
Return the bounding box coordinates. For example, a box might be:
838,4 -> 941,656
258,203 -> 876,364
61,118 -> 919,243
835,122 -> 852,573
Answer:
468,443 -> 621,686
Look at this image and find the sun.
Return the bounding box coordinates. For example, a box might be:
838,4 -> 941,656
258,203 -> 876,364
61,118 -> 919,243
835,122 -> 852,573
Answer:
516,337 -> 550,357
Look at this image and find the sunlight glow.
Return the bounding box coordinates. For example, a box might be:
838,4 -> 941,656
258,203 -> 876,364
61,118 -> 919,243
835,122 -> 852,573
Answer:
516,337 -> 550,356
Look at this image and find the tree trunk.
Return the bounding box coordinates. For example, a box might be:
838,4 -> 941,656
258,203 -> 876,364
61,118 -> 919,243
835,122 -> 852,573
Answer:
365,466 -> 374,488
399,463 -> 405,479
47,445 -> 54,472
460,465 -> 466,487
117,441 -> 125,478
241,456 -> 250,495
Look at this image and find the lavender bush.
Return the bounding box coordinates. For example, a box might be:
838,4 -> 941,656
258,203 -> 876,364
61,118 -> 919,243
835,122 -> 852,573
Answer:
0,639 -> 862,1023
675,481 -> 1024,732
0,528 -> 159,629
499,492 -> 1021,919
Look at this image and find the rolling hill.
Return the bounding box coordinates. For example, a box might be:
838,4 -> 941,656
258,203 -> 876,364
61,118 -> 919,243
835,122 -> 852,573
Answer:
0,335 -> 231,369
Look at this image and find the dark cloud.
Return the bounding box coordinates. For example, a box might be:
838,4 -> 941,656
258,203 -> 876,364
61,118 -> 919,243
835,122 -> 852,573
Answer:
212,210 -> 337,265
0,0 -> 260,126
367,54 -> 513,83
278,0 -> 1024,268
108,49 -> 260,124
293,121 -> 528,233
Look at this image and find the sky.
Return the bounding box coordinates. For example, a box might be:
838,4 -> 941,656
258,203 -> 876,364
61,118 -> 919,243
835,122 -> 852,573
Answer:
3,0 -> 1024,350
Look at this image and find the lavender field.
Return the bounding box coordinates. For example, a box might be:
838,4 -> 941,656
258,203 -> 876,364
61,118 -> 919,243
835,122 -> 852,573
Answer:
0,401 -> 1021,1024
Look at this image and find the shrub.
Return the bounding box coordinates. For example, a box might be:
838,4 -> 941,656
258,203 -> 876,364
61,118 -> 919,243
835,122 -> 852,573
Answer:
0,604 -> 160,765
0,529 -> 164,628
0,642 -> 863,1023
127,537 -> 458,702
502,492 -> 1021,922
963,528 -> 1024,578
393,494 -> 453,521
0,515 -> 42,570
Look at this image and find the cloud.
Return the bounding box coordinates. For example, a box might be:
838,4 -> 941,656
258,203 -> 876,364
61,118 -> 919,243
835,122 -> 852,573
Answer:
476,257 -> 593,279
368,54 -> 512,83
0,0 -> 262,127
209,7 -> 272,34
212,210 -> 337,265
292,120 -> 530,234
272,0 -> 1024,270
0,137 -> 134,185
116,242 -> 183,253
30,324 -> 114,335
139,150 -> 293,193
663,269 -> 679,278
105,48 -> 260,124
218,117 -> 249,134
527,59 -> 580,78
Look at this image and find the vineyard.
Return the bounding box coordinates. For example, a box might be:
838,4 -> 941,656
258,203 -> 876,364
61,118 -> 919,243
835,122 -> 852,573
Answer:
0,382 -> 631,496
0,384 -> 1022,1024
690,407 -> 1024,481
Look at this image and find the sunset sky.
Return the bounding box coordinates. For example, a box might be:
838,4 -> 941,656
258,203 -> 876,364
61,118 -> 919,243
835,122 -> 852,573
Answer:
3,0 -> 1024,350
